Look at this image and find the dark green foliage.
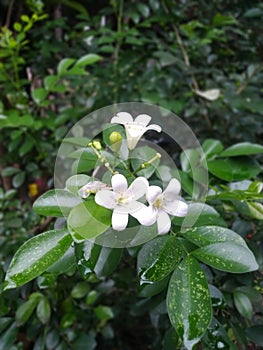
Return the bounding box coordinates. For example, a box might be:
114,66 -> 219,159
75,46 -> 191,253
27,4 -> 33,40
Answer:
0,1 -> 263,349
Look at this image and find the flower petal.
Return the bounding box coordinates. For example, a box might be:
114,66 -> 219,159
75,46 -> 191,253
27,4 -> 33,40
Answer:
111,112 -> 133,124
131,204 -> 157,226
157,210 -> 171,235
145,124 -> 162,133
95,190 -> 116,209
164,178 -> 181,196
134,114 -> 152,126
147,185 -> 162,204
163,199 -> 188,217
78,185 -> 91,199
111,174 -> 128,193
115,200 -> 144,214
127,177 -> 148,200
112,210 -> 128,231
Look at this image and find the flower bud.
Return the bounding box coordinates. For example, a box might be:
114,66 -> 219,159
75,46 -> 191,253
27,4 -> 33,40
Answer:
92,140 -> 102,150
109,131 -> 122,152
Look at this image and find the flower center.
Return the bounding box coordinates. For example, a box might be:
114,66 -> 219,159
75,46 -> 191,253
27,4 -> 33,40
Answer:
116,193 -> 129,205
153,196 -> 163,209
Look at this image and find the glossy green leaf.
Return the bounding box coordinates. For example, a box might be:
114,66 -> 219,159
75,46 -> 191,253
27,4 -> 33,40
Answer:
71,281 -> 90,299
167,256 -> 212,350
94,306 -> 114,321
181,226 -> 247,248
68,199 -> 111,240
172,203 -> 226,228
44,75 -> 59,91
36,296 -> 51,324
137,236 -> 182,283
33,189 -> 82,217
75,240 -> 122,278
12,171 -> 25,188
32,88 -> 48,104
207,157 -> 260,181
219,142 -> 263,157
192,242 -> 258,273
66,174 -> 91,195
233,291 -> 253,319
75,54 -> 102,67
131,146 -> 160,178
234,201 -> 263,220
57,58 -> 75,75
15,293 -> 42,325
4,228 -> 73,289
202,139 -> 224,158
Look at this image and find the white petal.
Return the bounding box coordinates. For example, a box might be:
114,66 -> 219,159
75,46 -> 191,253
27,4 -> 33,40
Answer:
78,186 -> 90,198
95,190 -> 116,209
145,124 -> 162,133
195,89 -> 220,101
134,114 -> 152,126
111,112 -> 133,125
163,199 -> 188,217
147,186 -> 162,204
115,200 -> 143,213
111,174 -> 128,193
164,178 -> 181,196
157,210 -> 171,235
112,210 -> 128,231
127,177 -> 148,200
131,204 -> 157,225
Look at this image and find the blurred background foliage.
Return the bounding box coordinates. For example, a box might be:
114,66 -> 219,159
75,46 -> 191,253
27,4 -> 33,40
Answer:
0,0 -> 263,349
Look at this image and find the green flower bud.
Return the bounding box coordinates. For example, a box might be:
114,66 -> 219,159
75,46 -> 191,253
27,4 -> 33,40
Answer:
109,131 -> 122,152
92,140 -> 102,150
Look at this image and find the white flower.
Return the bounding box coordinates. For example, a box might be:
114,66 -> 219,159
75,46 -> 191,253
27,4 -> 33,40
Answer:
111,112 -> 162,150
95,174 -> 148,231
134,178 -> 188,235
78,181 -> 109,199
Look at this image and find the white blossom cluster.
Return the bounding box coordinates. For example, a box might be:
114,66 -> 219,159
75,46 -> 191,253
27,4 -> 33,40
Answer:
78,112 -> 188,234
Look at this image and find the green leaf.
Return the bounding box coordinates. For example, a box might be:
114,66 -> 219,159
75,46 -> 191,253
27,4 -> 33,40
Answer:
167,256 -> 212,350
137,3 -> 150,17
131,146 -> 160,178
246,326 -> 263,346
4,228 -> 73,289
75,54 -> 102,67
234,201 -> 263,220
44,75 -> 59,91
15,293 -> 42,325
36,297 -> 51,324
137,236 -> 182,283
75,241 -> 122,278
0,323 -> 18,348
94,306 -> 114,321
66,174 -> 91,195
181,226 -> 247,248
233,291 -> 253,319
12,171 -> 25,188
71,281 -> 89,299
202,139 -> 224,158
68,199 -> 111,240
1,167 -> 20,176
219,142 -> 263,157
33,189 -> 82,217
192,242 -> 258,273
207,157 -> 261,181
172,203 -> 226,228
32,88 -> 48,104
19,135 -> 35,156
57,58 -> 76,75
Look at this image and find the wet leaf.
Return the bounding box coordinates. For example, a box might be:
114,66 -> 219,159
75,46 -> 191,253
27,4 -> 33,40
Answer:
167,256 -> 212,350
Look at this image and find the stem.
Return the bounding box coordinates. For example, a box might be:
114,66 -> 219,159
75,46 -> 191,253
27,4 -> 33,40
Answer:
5,0 -> 15,28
